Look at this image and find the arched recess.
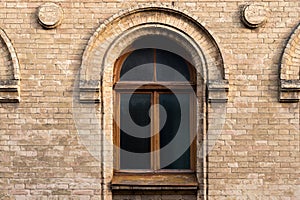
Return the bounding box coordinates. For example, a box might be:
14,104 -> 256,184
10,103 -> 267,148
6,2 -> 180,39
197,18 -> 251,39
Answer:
78,4 -> 228,199
0,28 -> 20,103
79,5 -> 228,103
279,22 -> 300,102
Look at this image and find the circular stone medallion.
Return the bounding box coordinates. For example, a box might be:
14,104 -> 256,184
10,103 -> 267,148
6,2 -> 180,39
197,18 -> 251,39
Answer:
37,2 -> 63,29
241,4 -> 268,29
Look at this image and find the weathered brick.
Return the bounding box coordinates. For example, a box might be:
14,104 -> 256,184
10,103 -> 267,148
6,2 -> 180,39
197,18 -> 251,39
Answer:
0,1 -> 299,200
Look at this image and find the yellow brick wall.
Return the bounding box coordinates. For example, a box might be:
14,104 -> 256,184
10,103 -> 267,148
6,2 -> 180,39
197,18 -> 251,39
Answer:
0,0 -> 299,200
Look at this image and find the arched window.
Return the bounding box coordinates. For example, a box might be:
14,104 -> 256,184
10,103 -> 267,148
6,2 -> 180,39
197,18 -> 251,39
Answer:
0,29 -> 20,103
114,48 -> 196,172
79,6 -> 228,197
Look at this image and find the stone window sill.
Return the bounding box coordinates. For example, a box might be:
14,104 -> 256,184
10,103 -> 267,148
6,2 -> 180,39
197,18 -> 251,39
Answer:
111,172 -> 198,190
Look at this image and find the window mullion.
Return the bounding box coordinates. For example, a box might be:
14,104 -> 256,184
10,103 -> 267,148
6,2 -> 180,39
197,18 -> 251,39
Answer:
153,48 -> 157,82
152,91 -> 160,170
190,93 -> 196,171
115,92 -> 120,170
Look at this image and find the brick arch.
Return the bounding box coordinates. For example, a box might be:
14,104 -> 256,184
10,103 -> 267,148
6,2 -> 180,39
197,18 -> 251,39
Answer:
0,28 -> 20,103
279,22 -> 300,102
79,5 -> 228,103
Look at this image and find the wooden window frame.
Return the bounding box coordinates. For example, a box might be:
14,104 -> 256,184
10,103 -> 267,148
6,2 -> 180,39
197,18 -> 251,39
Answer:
112,48 -> 198,189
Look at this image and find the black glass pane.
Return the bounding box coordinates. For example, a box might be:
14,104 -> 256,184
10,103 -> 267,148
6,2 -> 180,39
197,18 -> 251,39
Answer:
166,147 -> 190,170
120,49 -> 154,81
159,93 -> 190,169
156,49 -> 190,81
120,93 -> 151,169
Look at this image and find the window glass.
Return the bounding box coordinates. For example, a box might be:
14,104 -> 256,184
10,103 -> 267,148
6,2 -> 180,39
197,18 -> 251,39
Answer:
156,49 -> 190,81
120,93 -> 151,169
159,93 -> 190,169
120,49 -> 154,81
117,48 -> 194,171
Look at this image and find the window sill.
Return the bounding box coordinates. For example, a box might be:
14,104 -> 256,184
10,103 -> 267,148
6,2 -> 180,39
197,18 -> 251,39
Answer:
111,172 -> 198,190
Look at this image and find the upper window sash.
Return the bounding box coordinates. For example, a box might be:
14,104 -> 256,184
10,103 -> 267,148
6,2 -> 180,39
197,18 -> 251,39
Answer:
116,48 -> 194,83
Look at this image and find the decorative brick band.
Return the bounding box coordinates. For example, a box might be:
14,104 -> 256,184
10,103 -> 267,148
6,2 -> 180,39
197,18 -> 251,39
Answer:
279,22 -> 300,102
79,5 -> 228,103
208,80 -> 229,103
79,80 -> 100,103
0,28 -> 20,103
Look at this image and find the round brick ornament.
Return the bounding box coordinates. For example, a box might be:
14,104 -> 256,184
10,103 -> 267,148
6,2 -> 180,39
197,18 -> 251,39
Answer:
241,3 -> 268,29
37,2 -> 63,29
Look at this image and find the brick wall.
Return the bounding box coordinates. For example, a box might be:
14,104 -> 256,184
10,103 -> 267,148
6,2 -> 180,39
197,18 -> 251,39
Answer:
0,0 -> 299,200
